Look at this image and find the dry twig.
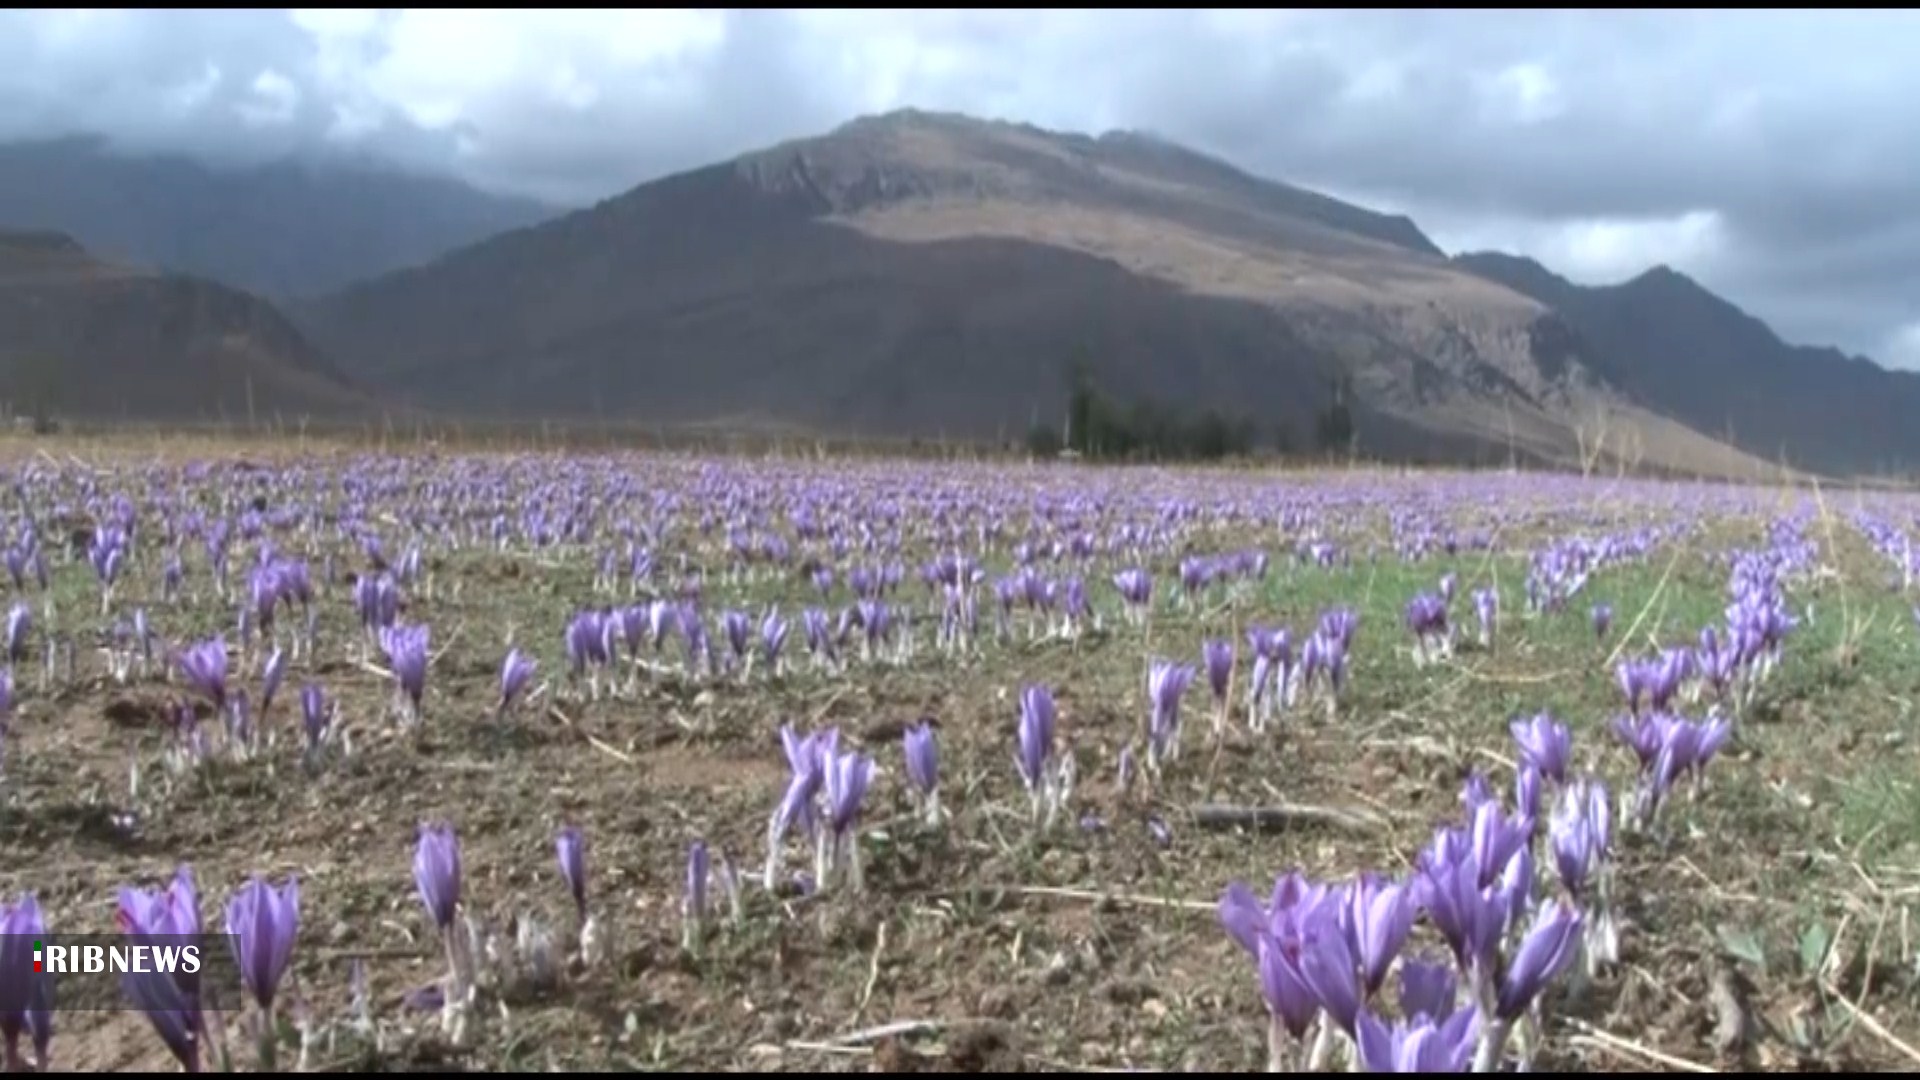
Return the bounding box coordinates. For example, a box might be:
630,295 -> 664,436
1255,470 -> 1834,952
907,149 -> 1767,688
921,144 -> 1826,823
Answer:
1189,801 -> 1384,834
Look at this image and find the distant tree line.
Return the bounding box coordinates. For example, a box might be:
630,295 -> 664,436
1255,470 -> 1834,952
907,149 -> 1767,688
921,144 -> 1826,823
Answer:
1024,359 -> 1356,462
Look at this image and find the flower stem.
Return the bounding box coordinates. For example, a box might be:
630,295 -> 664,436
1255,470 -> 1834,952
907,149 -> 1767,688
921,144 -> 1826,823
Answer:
257,1004 -> 278,1072
1306,1013 -> 1337,1071
1471,1017 -> 1513,1073
1265,1016 -> 1291,1073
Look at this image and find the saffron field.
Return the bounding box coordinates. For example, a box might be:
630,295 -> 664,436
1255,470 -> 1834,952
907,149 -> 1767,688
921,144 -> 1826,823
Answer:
4,444 -> 1920,1072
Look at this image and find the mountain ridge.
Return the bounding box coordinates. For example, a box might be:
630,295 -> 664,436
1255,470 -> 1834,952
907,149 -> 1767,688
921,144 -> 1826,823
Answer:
1452,250 -> 1920,473
295,110 -> 1806,478
0,137 -> 557,299
0,228 -> 365,422
0,109 -> 1894,477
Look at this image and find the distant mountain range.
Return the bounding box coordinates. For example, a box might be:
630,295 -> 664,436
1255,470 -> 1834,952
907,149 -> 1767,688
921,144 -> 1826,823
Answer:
0,228 -> 362,423
0,137 -> 553,299
0,113 -> 1913,476
1451,252 -> 1920,475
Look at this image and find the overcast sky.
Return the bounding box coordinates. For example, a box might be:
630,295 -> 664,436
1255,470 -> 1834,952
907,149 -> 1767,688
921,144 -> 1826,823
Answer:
5,9 -> 1918,369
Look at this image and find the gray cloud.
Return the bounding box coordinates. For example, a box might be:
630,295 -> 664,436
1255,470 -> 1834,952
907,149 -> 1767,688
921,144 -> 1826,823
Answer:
3,9 -> 1917,368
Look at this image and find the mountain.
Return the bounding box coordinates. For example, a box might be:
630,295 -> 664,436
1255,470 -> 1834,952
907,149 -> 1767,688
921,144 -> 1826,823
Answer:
0,137 -> 555,299
304,108 -> 1772,475
0,228 -> 364,423
1454,252 -> 1920,475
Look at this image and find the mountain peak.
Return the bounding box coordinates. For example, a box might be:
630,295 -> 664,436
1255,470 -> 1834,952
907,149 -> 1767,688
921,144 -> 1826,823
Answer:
1625,263 -> 1694,289
1613,263 -> 1744,320
1453,251 -> 1575,299
739,108 -> 1443,257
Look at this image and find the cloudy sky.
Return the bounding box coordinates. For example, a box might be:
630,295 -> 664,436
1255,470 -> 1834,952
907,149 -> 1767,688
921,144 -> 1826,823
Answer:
5,9 -> 1918,368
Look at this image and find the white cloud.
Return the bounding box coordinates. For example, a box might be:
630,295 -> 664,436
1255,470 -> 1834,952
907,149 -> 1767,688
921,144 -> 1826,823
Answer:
0,9 -> 1916,365
1550,210 -> 1730,284
165,63 -> 223,117
1885,322 -> 1920,371
236,69 -> 301,126
1484,63 -> 1564,125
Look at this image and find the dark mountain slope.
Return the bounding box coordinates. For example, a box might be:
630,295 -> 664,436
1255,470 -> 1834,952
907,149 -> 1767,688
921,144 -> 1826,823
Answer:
1456,252 -> 1918,475
0,229 -> 364,422
0,137 -> 554,298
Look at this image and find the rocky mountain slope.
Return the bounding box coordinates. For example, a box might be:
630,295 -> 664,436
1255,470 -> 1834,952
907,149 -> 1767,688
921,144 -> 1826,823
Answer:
1454,252 -> 1920,475
302,109 -> 1777,475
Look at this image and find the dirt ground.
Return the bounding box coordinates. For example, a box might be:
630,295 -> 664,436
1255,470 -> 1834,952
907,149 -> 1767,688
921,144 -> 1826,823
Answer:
4,445 -> 1920,1072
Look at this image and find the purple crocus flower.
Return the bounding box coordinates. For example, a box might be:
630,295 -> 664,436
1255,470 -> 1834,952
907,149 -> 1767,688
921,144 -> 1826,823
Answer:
298,683 -> 329,753
1342,873 -> 1414,996
1472,588 -> 1497,647
0,893 -> 51,1072
1549,780 -> 1608,899
1610,711 -> 1665,772
1015,684 -> 1056,795
4,604 -> 28,663
118,864 -> 202,950
1496,902 -> 1583,1020
822,744 -> 875,890
684,840 -> 710,938
1355,1007 -> 1478,1073
1630,713 -> 1732,824
721,610 -> 750,663
1468,801 -> 1532,888
556,825 -> 586,918
1509,713 -> 1571,783
498,648 -> 536,713
1614,660 -> 1649,715
1202,639 -> 1233,707
1405,593 -> 1448,640
119,867 -> 203,1070
380,623 -> 430,718
413,822 -> 462,932
1299,916 -> 1363,1034
226,690 -> 254,752
1398,955 -> 1459,1021
176,636 -> 229,711
1419,853 -> 1506,977
122,953 -> 198,1073
760,610 -> 789,668
764,725 -> 830,890
564,610 -> 608,676
1460,771 -> 1496,813
903,720 -> 939,814
1112,568 -> 1152,618
1320,607 -> 1359,650
824,748 -> 873,840
1145,659 -> 1195,767
1219,872 -> 1342,1063
225,876 -> 300,1013
1516,765 -> 1544,821
259,647 -> 287,714
1256,927 -> 1323,1043
1593,602 -> 1613,637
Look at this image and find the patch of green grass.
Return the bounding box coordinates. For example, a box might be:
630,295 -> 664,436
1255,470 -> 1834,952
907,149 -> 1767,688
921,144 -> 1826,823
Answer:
1831,754 -> 1920,866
